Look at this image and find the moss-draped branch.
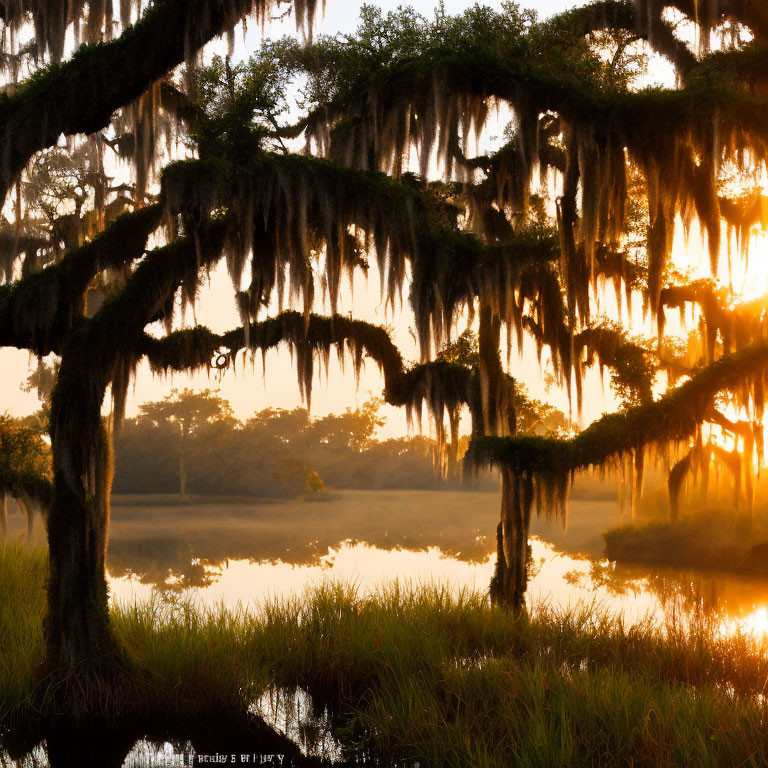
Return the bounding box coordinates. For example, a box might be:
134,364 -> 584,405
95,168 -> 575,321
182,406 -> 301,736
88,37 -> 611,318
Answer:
162,154 -> 560,359
294,20 -> 768,317
467,339 -> 768,480
547,0 -> 698,74
0,204 -> 161,355
0,152 -> 555,369
138,310 -> 505,454
660,279 -> 768,362
140,311 -> 403,382
300,34 -> 768,141
0,0 -> 320,204
636,0 -> 768,45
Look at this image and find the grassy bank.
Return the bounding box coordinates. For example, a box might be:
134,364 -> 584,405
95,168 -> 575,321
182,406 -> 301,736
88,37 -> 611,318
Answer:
3,543 -> 768,766
602,512 -> 765,573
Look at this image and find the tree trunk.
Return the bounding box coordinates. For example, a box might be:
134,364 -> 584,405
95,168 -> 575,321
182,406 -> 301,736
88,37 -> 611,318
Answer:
45,343 -> 119,670
15,494 -> 32,542
0,494 -> 6,540
490,469 -> 532,611
179,421 -> 189,499
478,303 -> 528,608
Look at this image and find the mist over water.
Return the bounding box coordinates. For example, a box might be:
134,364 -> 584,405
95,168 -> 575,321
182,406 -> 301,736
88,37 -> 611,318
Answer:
89,490 -> 768,639
9,486 -> 768,637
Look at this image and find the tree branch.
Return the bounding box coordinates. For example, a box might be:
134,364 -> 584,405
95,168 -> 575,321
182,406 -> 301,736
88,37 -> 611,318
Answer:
466,338 -> 768,477
0,204 -> 161,355
0,0 -> 318,204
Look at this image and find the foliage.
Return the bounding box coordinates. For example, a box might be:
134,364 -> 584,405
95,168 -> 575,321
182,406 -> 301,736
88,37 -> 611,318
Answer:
136,388 -> 234,434
435,328 -> 480,368
113,396 -> 495,495
0,414 -> 51,505
186,49 -> 296,160
24,146 -> 98,228
513,383 -> 568,436
20,358 -> 57,409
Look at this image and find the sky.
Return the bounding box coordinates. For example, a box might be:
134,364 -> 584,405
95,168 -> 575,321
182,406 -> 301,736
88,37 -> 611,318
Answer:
0,0 -> 675,439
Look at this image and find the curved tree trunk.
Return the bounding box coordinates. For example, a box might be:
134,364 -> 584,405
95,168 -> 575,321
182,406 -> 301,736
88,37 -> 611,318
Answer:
45,338 -> 119,670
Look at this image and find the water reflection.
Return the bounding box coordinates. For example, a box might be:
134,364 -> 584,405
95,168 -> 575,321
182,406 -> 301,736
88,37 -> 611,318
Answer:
8,489 -> 768,766
104,490 -> 504,587
252,689 -> 343,763
104,490 -> 619,587
107,536 -> 768,640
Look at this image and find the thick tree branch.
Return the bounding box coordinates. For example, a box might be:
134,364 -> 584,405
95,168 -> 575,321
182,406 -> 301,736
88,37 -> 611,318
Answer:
550,0 -> 696,74
0,0 -> 318,204
0,204 -> 161,355
467,339 -> 768,477
138,311 -> 491,436
140,310 -> 403,380
648,1 -> 768,44
92,218 -> 230,343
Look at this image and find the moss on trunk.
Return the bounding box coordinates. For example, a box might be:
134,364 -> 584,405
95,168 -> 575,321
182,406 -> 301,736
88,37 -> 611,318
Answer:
490,469 -> 533,611
46,337 -> 119,671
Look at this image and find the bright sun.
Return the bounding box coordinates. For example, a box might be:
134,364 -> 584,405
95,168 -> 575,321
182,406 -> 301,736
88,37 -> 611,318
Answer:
730,229 -> 768,301
744,606 -> 768,636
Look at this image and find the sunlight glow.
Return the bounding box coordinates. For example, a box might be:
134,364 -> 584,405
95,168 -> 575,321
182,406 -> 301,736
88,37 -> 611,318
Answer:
730,229 -> 768,302
738,606 -> 768,638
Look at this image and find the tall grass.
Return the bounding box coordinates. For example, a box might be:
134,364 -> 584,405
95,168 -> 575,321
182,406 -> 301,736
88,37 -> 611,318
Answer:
113,596 -> 271,710
3,545 -> 768,765
0,542 -> 46,709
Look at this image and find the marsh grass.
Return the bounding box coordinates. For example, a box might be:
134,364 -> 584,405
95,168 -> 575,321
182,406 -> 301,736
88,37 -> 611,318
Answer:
603,512 -> 758,572
0,542 -> 46,707
3,545 -> 768,766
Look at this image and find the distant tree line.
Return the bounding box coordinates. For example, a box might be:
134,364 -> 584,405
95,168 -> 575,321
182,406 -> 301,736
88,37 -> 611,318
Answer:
112,383 -> 567,498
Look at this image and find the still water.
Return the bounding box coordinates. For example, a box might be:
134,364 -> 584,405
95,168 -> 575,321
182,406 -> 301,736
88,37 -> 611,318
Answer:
101,489 -> 768,638
106,537 -> 768,639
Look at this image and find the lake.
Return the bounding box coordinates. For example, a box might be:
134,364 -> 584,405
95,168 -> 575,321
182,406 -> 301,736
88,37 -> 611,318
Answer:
6,487 -> 767,636
92,489 -> 768,637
